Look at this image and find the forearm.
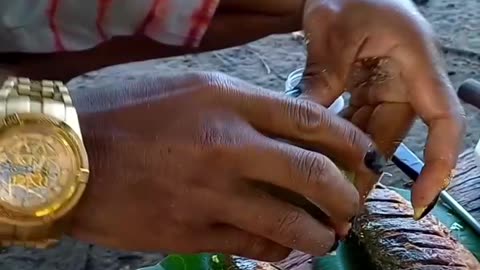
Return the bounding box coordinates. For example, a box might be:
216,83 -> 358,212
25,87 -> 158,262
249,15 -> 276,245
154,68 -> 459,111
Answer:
205,0 -> 305,48
2,0 -> 305,81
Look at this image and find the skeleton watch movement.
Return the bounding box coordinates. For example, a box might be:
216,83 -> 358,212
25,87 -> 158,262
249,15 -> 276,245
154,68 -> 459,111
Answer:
0,76 -> 89,248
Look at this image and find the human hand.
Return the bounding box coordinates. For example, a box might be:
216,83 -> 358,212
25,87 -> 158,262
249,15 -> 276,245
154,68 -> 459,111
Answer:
298,0 -> 465,219
69,72 -> 376,260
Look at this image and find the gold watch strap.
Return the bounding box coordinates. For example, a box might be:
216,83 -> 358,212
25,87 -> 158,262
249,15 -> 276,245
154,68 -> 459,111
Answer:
0,219 -> 67,248
0,77 -> 81,137
0,77 -> 79,248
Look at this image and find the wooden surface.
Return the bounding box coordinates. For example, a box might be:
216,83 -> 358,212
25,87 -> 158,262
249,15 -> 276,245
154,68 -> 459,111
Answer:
448,148 -> 480,221
244,148 -> 480,270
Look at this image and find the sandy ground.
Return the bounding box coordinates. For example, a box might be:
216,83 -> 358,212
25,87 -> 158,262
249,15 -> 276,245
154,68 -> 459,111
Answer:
1,0 -> 479,269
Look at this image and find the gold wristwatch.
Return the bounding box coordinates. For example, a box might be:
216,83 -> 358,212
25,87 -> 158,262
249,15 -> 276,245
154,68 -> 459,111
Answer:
0,76 -> 89,248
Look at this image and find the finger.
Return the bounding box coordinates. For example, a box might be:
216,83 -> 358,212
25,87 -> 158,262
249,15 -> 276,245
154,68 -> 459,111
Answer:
219,189 -> 336,256
198,225 -> 292,262
366,103 -> 416,157
235,135 -> 359,225
340,105 -> 377,201
347,105 -> 375,132
301,7 -> 363,106
234,91 -> 374,174
411,114 -> 464,219
357,103 -> 416,202
391,41 -> 466,218
252,180 -> 352,238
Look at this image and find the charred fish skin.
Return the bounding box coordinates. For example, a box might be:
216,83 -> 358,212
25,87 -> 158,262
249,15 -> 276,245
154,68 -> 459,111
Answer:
352,186 -> 480,270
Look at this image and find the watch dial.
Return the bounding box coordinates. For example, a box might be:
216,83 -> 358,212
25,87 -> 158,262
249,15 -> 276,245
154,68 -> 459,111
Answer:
0,129 -> 75,213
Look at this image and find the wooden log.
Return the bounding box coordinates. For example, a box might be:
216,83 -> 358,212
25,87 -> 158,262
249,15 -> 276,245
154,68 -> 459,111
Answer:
448,149 -> 480,221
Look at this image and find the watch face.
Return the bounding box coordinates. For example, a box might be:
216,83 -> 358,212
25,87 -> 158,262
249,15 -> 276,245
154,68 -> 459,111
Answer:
0,114 -> 88,222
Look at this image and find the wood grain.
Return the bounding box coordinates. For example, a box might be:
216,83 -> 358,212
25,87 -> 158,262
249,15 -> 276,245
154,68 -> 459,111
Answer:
448,148 -> 480,221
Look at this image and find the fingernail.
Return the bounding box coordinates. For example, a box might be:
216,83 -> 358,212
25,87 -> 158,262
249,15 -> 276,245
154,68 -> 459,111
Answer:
442,170 -> 455,190
363,147 -> 386,175
413,194 -> 440,220
413,207 -> 426,220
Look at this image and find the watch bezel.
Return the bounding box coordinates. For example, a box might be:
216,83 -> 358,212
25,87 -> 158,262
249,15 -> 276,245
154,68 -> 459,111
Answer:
0,113 -> 89,226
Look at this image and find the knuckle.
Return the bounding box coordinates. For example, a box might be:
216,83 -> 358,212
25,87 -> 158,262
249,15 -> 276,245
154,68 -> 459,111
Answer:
293,150 -> 359,220
189,71 -> 226,85
335,122 -> 369,161
286,99 -> 328,133
180,71 -> 216,89
191,72 -> 250,105
197,124 -> 224,147
195,71 -> 236,93
294,151 -> 328,186
193,120 -> 251,171
183,71 -> 232,99
275,209 -> 304,244
194,125 -> 231,162
343,125 -> 363,151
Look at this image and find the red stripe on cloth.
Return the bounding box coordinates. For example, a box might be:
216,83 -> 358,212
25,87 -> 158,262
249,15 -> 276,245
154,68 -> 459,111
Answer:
145,0 -> 169,35
97,0 -> 113,41
136,0 -> 166,34
47,0 -> 65,51
184,0 -> 217,47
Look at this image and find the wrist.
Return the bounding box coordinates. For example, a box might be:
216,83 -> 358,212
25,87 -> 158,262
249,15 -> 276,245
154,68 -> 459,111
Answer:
198,0 -> 306,50
0,76 -> 90,248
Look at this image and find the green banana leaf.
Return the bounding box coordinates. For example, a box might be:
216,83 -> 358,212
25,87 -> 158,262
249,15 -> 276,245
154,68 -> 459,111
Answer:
139,187 -> 480,270
138,254 -> 230,270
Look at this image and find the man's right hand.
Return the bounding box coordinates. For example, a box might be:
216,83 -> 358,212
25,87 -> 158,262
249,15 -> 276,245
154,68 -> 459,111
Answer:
69,72 -> 376,261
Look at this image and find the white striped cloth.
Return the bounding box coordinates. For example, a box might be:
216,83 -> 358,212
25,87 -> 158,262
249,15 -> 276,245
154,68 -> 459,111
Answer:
0,0 -> 219,53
